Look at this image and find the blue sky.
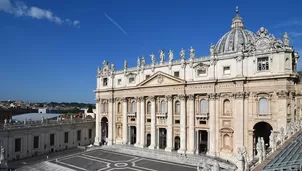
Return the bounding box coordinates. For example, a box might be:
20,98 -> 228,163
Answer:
0,0 -> 301,103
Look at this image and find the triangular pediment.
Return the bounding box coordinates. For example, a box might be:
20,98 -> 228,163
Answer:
137,71 -> 185,87
193,62 -> 210,69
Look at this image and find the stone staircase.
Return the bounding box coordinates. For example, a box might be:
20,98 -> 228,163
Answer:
17,161 -> 75,171
100,144 -> 237,171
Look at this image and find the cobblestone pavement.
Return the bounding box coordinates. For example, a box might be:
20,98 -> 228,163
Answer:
49,149 -> 197,171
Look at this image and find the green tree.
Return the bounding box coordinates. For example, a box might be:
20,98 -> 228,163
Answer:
87,105 -> 93,113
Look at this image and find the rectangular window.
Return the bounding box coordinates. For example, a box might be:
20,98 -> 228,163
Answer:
15,138 -> 21,152
197,69 -> 206,76
199,120 -> 206,125
89,129 -> 92,139
103,78 -> 108,86
64,132 -> 69,143
146,75 -> 150,79
223,66 -> 231,75
50,134 -> 55,146
147,119 -> 151,123
257,57 -> 269,71
129,77 -> 135,84
33,136 -> 39,149
77,130 -> 81,141
175,120 -> 180,124
117,79 -> 122,85
130,118 -> 135,121
174,71 -> 179,77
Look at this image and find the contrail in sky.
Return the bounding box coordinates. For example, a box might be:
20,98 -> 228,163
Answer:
104,12 -> 128,36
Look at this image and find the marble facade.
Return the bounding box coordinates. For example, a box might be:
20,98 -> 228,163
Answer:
94,7 -> 300,164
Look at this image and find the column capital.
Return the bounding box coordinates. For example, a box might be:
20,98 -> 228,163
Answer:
96,98 -> 101,103
147,96 -> 155,102
121,97 -> 128,102
188,94 -> 195,101
165,95 -> 173,101
233,92 -> 245,99
208,93 -> 219,99
108,98 -> 115,103
179,94 -> 186,101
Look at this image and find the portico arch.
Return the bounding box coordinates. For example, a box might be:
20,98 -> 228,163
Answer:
101,117 -> 108,144
253,121 -> 273,154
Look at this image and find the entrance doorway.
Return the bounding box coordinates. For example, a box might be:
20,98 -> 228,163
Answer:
130,126 -> 136,145
253,122 -> 273,155
101,117 -> 108,144
198,130 -> 208,153
146,134 -> 151,147
174,136 -> 180,151
158,128 -> 167,149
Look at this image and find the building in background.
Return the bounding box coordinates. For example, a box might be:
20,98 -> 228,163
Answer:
0,108 -> 12,124
94,7 -> 300,167
38,108 -> 58,114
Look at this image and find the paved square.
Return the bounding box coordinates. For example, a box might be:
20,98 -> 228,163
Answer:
50,149 -> 197,171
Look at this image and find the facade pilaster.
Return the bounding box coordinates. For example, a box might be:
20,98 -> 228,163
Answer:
108,98 -> 114,145
94,98 -> 101,146
236,55 -> 243,77
135,97 -> 141,147
234,92 -> 245,150
149,96 -> 156,149
140,96 -> 146,148
122,97 -> 128,144
178,94 -> 187,154
187,94 -> 195,154
165,95 -> 173,152
208,93 -> 216,156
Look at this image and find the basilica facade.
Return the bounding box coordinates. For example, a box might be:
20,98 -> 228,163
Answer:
94,8 -> 300,163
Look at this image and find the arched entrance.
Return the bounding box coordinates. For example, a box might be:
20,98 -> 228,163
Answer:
253,121 -> 273,155
101,117 -> 108,144
130,126 -> 136,145
174,136 -> 180,151
158,128 -> 167,149
146,134 -> 151,147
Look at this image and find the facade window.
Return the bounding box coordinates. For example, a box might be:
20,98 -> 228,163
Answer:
200,99 -> 208,113
161,101 -> 166,113
223,99 -> 231,116
147,119 -> 151,123
223,66 -> 231,75
287,104 -> 291,114
77,130 -> 81,141
147,102 -> 151,114
258,98 -> 269,114
174,71 -> 180,77
131,102 -> 136,113
117,79 -> 122,85
146,75 -> 150,79
64,132 -> 69,143
175,120 -> 180,124
175,101 -> 180,115
103,78 -> 108,86
50,134 -> 55,146
15,138 -> 21,152
197,69 -> 206,76
89,129 -> 92,139
117,102 -> 122,113
102,102 -> 108,113
33,136 -> 39,149
257,57 -> 269,71
129,77 -> 135,84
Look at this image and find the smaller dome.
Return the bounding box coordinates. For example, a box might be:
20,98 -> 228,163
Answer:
215,7 -> 256,54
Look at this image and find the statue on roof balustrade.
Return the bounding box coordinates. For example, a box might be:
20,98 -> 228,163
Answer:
159,49 -> 165,64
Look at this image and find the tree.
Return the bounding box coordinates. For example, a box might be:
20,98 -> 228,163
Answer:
87,105 -> 93,113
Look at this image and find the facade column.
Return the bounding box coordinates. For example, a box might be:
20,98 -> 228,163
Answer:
140,96 -> 146,148
236,55 -> 243,77
165,95 -> 173,152
94,98 -> 101,146
108,98 -> 114,145
234,92 -> 245,149
148,96 -> 156,149
178,94 -> 187,154
208,93 -> 216,156
122,97 -> 128,144
187,94 -> 195,154
135,97 -> 141,147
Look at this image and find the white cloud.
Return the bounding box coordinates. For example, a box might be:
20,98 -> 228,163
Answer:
289,32 -> 302,38
274,20 -> 302,28
0,0 -> 80,27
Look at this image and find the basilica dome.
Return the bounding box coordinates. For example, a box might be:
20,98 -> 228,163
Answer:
215,7 -> 256,54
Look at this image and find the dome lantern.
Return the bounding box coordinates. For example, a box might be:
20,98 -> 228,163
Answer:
231,6 -> 245,29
